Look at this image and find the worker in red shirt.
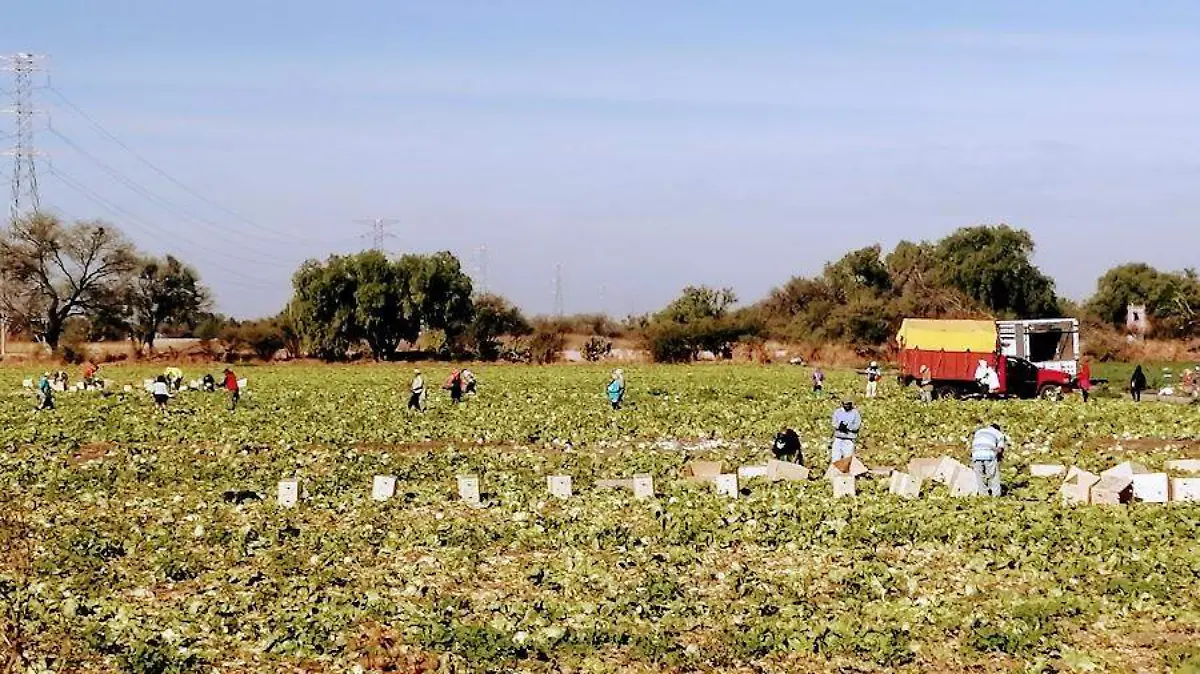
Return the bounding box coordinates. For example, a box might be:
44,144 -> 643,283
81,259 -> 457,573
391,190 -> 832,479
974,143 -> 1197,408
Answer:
223,368 -> 240,411
1078,361 -> 1093,403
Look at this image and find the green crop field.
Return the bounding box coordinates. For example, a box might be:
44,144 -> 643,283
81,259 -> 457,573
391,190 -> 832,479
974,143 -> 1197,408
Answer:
2,363 -> 1199,673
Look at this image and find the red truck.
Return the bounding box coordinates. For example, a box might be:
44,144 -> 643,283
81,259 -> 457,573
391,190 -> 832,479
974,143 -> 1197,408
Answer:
896,319 -> 1077,400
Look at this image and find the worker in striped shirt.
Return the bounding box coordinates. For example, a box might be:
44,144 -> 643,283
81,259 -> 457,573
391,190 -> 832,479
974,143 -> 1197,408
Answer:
970,423 -> 1008,497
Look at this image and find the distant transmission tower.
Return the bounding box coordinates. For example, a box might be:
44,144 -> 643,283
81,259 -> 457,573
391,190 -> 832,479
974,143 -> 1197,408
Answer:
1,52 -> 46,357
355,217 -> 399,251
553,264 -> 565,317
3,52 -> 45,219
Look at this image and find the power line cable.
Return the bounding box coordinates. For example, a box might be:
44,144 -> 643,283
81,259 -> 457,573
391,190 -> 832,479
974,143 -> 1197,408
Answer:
46,165 -> 280,289
46,85 -> 352,246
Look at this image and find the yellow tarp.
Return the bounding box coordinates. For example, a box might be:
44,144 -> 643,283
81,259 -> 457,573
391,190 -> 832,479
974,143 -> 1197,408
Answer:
896,319 -> 997,352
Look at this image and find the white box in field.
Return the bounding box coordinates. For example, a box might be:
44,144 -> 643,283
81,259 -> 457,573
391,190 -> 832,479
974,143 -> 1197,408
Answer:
888,471 -> 921,499
1030,464 -> 1066,478
1132,473 -> 1169,503
277,479 -> 299,507
767,459 -> 809,482
737,464 -> 769,480
457,475 -> 481,505
632,474 -> 654,500
713,473 -> 738,498
1060,467 -> 1099,505
22,379 -> 33,388
1171,477 -> 1200,502
933,456 -> 968,485
237,378 -> 248,390
1165,460 -> 1200,473
123,385 -> 133,393
1091,476 -> 1133,505
907,458 -> 940,482
548,475 -> 572,500
371,475 -> 396,501
832,475 -> 855,498
950,469 -> 979,497
1101,461 -> 1151,480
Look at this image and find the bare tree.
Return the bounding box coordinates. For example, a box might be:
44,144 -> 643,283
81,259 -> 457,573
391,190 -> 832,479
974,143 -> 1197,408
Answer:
0,213 -> 137,349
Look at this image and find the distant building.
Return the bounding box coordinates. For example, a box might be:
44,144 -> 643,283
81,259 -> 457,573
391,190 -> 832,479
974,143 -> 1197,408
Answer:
1126,304 -> 1149,337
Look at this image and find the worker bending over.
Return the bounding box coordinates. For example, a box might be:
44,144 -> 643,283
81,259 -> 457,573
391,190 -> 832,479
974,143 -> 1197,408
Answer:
970,423 -> 1007,497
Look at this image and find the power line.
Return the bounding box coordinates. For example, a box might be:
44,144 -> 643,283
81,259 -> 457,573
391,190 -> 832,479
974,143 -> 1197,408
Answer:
46,165 -> 277,289
45,84 -> 350,247
46,126 -> 302,268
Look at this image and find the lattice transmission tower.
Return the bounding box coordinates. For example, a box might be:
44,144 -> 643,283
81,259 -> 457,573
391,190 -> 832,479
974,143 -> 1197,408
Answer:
3,52 -> 45,219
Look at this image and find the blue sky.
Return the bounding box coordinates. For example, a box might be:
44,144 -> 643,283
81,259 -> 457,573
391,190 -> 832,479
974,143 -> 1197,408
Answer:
4,1 -> 1200,318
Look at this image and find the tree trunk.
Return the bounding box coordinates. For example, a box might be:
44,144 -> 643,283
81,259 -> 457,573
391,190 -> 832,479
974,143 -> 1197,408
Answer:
44,316 -> 63,351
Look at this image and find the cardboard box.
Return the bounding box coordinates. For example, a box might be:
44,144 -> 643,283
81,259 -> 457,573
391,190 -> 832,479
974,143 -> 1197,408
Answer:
1165,460 -> 1200,473
1101,461 -> 1151,480
888,471 -> 922,499
767,459 -> 809,482
277,479 -> 299,507
832,475 -> 855,498
950,469 -> 979,497
548,475 -> 573,499
907,458 -> 941,482
1030,464 -> 1066,478
457,475 -> 481,506
933,456 -> 969,485
371,475 -> 396,501
737,464 -> 770,480
1172,477 -> 1200,502
632,474 -> 654,500
1060,467 -> 1100,505
1132,473 -> 1169,503
713,473 -> 739,498
825,457 -> 869,479
1091,475 -> 1133,505
686,461 -> 724,481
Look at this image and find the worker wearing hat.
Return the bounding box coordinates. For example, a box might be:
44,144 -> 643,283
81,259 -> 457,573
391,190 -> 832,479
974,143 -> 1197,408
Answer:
865,361 -> 881,398
408,369 -> 426,412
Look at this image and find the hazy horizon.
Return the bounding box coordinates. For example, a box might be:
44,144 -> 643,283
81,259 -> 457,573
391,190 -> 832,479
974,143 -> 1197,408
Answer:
4,1 -> 1199,318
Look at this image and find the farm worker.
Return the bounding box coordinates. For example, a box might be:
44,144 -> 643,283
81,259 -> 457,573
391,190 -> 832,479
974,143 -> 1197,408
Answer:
918,365 -> 933,402
1130,365 -> 1147,402
37,372 -> 54,411
811,368 -> 825,396
55,370 -> 69,391
223,368 -> 240,411
975,360 -> 1000,394
82,362 -> 100,389
164,367 -> 184,391
970,423 -> 1008,497
772,428 -> 804,465
152,375 -> 171,414
864,362 -> 881,398
445,369 -> 464,404
1078,361 -> 1093,403
201,373 -> 216,392
607,369 -> 626,410
461,369 -> 477,395
408,369 -> 426,412
830,399 -> 861,462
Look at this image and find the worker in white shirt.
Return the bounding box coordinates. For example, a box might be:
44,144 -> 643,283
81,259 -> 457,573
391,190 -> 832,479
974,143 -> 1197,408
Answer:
970,423 -> 1008,497
408,369 -> 426,412
830,399 -> 862,462
864,362 -> 881,398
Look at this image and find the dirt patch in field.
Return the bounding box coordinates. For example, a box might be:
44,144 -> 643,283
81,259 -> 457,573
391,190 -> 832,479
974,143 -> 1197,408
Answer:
68,442 -> 113,466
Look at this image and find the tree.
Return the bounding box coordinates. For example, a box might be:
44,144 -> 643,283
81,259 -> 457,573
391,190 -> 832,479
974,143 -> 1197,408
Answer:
933,225 -> 1060,318
468,294 -> 532,360
128,255 -> 209,350
656,286 -> 737,324
0,214 -> 137,349
288,250 -> 476,361
1087,263 -> 1200,337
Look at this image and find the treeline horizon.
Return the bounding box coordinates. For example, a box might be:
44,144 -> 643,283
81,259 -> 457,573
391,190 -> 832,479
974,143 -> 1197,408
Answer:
3,214 -> 1198,363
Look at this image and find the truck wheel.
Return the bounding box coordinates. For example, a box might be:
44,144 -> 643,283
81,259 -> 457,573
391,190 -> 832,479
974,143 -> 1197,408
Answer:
934,385 -> 959,400
1039,384 -> 1064,401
